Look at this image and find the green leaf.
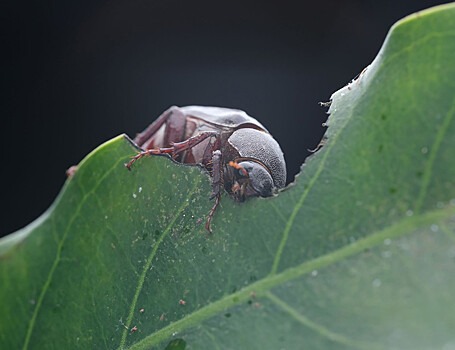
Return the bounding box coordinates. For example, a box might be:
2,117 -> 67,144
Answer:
2,3 -> 455,349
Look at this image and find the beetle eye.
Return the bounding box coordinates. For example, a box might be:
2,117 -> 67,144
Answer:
237,167 -> 248,178
228,161 -> 249,178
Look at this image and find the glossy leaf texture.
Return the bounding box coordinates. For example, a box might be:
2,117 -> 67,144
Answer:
1,4 -> 455,350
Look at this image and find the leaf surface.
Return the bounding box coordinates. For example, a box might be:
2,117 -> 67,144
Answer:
1,4 -> 455,350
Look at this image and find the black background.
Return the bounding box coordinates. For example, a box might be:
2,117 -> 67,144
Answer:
2,0 -> 446,235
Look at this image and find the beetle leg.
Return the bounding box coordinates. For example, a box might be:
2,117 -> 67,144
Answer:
125,131 -> 219,169
205,150 -> 223,233
134,106 -> 184,147
205,194 -> 220,233
171,131 -> 218,154
125,147 -> 173,170
209,150 -> 223,199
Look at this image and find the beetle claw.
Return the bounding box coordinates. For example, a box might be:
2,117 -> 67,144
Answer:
205,194 -> 221,234
125,151 -> 148,170
205,220 -> 213,234
125,160 -> 134,170
125,158 -> 136,170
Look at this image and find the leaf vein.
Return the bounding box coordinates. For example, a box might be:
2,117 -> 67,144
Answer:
117,178 -> 201,349
126,206 -> 455,350
269,103 -> 355,275
414,99 -> 455,213
22,157 -> 126,350
264,291 -> 384,350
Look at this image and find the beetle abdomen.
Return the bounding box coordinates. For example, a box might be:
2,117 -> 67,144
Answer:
228,128 -> 286,189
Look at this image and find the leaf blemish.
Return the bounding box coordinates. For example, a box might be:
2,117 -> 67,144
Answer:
165,338 -> 187,350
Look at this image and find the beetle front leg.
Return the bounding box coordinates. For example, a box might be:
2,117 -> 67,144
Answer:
125,131 -> 219,170
205,150 -> 223,233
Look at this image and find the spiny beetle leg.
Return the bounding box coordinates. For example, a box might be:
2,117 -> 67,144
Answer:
205,193 -> 221,233
171,131 -> 218,154
134,106 -> 183,147
125,131 -> 219,170
125,147 -> 174,170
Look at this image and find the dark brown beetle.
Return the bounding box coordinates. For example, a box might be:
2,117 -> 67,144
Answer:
126,106 -> 286,232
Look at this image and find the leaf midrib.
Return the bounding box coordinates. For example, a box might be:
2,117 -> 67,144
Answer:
127,205 -> 455,350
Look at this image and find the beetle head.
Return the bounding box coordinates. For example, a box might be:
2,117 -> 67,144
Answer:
228,128 -> 286,191
228,160 -> 274,201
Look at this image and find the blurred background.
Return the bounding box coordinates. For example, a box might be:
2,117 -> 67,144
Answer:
2,0 -> 446,235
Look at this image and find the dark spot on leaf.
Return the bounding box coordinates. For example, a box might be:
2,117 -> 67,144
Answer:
52,305 -> 60,313
381,114 -> 387,120
224,312 -> 232,318
416,171 -> 423,178
389,187 -> 397,194
142,232 -> 148,240
154,230 -> 161,238
378,144 -> 383,153
247,300 -> 253,305
249,275 -> 257,282
165,338 -> 186,350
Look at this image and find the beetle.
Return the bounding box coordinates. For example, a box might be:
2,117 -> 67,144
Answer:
126,106 -> 286,232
